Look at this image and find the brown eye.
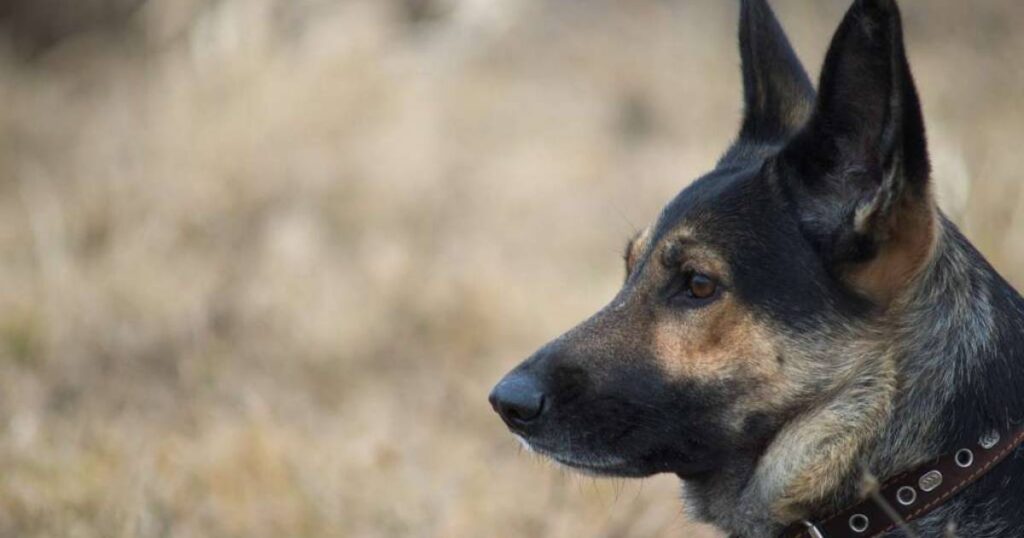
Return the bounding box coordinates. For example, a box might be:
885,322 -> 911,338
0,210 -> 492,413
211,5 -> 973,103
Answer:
687,273 -> 717,300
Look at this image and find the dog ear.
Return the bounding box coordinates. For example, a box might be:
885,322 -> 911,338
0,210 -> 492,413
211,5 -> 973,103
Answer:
778,0 -> 934,303
737,0 -> 815,142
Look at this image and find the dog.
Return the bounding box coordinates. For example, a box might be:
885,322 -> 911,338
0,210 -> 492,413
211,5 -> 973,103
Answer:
488,1 -> 1024,536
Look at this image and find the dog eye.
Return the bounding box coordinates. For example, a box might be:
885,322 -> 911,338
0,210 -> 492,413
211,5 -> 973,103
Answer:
687,273 -> 717,300
667,272 -> 720,308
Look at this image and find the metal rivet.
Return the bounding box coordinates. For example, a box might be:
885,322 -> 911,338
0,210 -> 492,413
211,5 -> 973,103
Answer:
919,470 -> 943,492
956,448 -> 975,468
849,513 -> 870,533
980,430 -> 1001,449
896,485 -> 917,506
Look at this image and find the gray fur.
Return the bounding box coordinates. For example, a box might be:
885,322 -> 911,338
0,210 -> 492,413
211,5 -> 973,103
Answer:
684,218 -> 1003,537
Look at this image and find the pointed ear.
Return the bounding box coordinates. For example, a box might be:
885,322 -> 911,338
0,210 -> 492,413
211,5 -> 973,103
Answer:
737,0 -> 815,142
779,0 -> 935,303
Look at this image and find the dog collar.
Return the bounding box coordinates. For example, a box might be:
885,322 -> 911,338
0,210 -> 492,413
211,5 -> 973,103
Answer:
779,425 -> 1024,538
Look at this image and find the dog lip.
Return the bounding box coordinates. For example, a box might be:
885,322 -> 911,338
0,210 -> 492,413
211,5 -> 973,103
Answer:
513,432 -> 718,477
549,453 -> 648,477
550,453 -> 624,469
517,440 -> 660,478
551,451 -> 714,479
520,440 -> 629,471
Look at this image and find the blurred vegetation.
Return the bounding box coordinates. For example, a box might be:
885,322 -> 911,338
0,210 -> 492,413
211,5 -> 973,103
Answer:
0,0 -> 1021,537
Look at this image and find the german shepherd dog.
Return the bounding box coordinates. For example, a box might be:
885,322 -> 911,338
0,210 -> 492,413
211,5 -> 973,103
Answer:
489,0 -> 1024,536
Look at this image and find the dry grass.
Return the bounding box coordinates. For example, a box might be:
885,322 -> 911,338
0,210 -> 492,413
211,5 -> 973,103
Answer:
0,1 -> 1021,536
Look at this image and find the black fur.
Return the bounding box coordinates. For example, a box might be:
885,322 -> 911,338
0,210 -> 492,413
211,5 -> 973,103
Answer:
490,1 -> 1024,536
780,0 -> 930,269
736,0 -> 814,143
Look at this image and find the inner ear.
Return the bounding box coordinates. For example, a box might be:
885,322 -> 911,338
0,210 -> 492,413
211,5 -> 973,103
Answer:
778,0 -> 935,304
844,192 -> 937,304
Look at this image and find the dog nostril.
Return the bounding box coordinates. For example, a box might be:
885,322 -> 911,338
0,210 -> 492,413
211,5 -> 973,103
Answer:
489,373 -> 547,428
504,395 -> 545,423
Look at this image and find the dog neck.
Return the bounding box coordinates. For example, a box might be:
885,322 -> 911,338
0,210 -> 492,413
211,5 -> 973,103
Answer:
683,216 -> 1024,537
870,218 -> 1013,477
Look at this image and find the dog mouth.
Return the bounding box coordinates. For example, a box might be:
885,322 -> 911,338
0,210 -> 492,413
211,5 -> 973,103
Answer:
550,455 -> 646,477
520,437 -> 643,477
516,434 -> 704,478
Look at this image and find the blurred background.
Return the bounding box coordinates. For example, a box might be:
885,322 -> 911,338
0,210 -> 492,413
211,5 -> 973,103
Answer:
0,0 -> 1021,536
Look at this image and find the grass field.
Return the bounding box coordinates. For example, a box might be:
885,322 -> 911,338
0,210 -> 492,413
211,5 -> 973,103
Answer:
0,1 -> 1021,536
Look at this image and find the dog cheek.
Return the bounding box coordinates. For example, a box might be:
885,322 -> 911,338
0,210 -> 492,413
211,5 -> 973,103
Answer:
651,304 -> 782,384
651,310 -> 733,381
651,306 -> 804,442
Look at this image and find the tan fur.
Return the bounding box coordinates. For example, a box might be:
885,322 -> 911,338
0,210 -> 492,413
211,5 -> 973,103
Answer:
767,349 -> 898,520
647,236 -> 811,434
762,191 -> 941,517
653,302 -> 781,383
848,191 -> 939,305
625,225 -> 654,274
643,221 -> 920,521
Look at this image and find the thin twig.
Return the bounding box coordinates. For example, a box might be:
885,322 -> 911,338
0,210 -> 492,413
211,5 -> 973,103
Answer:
861,471 -> 921,538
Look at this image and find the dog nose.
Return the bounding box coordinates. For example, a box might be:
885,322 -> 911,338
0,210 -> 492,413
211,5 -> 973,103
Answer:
489,372 -> 547,428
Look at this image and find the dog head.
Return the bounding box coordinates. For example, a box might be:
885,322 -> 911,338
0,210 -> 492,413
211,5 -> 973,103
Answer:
490,0 -> 934,508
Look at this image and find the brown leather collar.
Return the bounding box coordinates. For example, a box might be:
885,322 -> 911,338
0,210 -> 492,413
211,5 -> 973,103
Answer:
780,425 -> 1024,538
